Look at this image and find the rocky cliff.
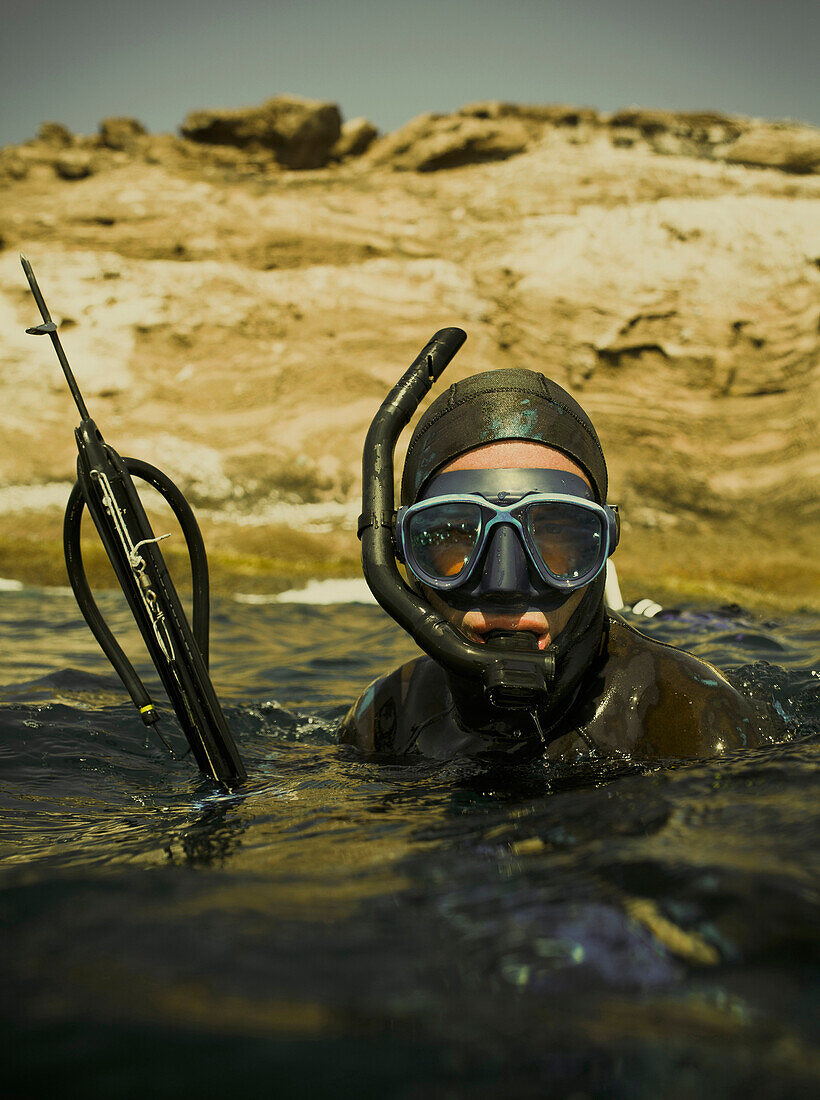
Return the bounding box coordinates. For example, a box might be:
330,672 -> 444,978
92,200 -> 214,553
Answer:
1,96 -> 818,610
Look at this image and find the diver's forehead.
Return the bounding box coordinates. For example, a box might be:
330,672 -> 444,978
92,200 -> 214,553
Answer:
440,441 -> 589,481
421,468 -> 595,502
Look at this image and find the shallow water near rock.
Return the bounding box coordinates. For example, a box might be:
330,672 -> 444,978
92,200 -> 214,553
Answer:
1,587 -> 818,1098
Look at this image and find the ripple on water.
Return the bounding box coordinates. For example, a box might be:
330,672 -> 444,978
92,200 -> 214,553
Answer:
1,590 -> 818,1096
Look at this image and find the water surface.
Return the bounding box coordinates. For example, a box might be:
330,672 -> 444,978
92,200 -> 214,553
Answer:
1,587 -> 818,1098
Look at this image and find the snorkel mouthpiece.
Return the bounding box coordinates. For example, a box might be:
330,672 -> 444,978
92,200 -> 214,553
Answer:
484,630 -> 556,709
359,328 -> 557,711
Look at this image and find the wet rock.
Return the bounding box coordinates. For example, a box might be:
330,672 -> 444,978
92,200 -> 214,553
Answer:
36,121 -> 73,146
332,117 -> 378,159
53,151 -> 95,180
180,94 -> 342,169
99,116 -> 147,151
721,125 -> 820,174
367,111 -> 529,171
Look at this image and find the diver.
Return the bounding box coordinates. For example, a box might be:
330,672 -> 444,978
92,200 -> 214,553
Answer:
340,330 -> 773,762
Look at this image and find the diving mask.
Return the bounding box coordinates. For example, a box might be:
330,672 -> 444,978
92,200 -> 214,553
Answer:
396,469 -> 619,601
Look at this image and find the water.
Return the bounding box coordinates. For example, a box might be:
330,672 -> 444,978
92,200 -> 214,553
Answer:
1,586 -> 818,1098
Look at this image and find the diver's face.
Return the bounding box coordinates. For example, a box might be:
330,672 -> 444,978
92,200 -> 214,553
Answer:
420,441 -> 591,651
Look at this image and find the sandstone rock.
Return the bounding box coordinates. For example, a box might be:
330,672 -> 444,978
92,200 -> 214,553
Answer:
141,133 -> 186,165
457,101 -> 517,120
37,121 -> 73,146
2,100 -> 818,605
332,117 -> 378,159
53,151 -> 95,180
0,150 -> 28,180
99,116 -> 147,150
608,108 -> 679,135
608,108 -> 744,146
367,112 -> 530,171
674,111 -> 745,143
611,129 -> 639,149
459,101 -> 599,127
721,124 -> 820,174
180,94 -> 342,169
533,104 -> 601,127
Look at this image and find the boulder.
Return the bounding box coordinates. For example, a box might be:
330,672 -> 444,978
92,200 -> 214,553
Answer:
99,116 -> 147,150
332,117 -> 379,159
53,151 -> 95,180
180,94 -> 342,169
367,112 -> 530,171
36,121 -> 73,146
720,124 -> 820,174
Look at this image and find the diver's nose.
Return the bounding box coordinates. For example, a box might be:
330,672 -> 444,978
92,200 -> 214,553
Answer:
477,524 -> 532,597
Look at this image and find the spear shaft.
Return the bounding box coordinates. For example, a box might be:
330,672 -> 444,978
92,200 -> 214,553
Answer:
20,254 -> 90,420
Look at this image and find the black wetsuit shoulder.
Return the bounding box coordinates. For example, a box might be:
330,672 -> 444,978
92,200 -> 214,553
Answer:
338,613 -> 772,761
551,614 -> 767,760
338,656 -> 459,757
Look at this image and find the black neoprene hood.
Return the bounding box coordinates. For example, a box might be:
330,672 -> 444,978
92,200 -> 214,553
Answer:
400,368 -> 608,506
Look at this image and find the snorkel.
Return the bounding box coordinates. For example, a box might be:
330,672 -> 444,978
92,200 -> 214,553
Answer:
359,329 -> 557,712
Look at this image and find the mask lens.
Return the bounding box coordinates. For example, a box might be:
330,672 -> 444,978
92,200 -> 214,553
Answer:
526,502 -> 604,582
406,502 -> 482,582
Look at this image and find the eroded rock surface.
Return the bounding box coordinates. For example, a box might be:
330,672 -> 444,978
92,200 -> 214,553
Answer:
99,117 -> 148,151
365,112 -> 530,171
722,124 -> 820,174
0,101 -> 818,605
180,94 -> 342,169
332,117 -> 379,160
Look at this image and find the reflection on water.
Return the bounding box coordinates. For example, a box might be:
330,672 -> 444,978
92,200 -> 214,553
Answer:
1,588 -> 818,1098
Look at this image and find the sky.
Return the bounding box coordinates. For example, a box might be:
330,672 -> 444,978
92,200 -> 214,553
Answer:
1,0 -> 818,147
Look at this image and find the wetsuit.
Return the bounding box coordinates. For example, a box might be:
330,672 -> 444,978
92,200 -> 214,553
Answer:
339,612 -> 772,762
347,360 -> 776,763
